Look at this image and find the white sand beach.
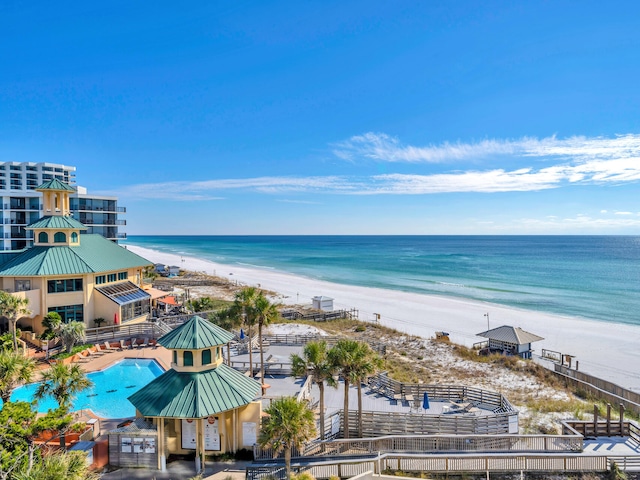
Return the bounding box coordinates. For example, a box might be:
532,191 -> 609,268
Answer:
127,244 -> 640,392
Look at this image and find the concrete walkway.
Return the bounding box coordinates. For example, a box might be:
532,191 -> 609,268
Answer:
100,459 -> 251,480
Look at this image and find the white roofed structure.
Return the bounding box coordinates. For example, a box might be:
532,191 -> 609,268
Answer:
476,325 -> 544,359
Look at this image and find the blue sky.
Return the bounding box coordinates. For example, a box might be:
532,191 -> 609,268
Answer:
2,1 -> 640,235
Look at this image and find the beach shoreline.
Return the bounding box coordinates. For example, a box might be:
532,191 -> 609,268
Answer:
126,243 -> 640,391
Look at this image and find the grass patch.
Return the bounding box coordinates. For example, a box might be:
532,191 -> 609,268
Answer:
50,344 -> 94,360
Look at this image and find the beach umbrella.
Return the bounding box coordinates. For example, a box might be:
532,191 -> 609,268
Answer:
240,328 -> 245,340
422,392 -> 430,410
114,313 -> 119,325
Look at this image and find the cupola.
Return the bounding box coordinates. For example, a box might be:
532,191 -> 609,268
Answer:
157,315 -> 234,373
26,179 -> 86,247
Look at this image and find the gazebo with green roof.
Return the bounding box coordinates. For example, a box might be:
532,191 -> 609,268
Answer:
128,315 -> 262,471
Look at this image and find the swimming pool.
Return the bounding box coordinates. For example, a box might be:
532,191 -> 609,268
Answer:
11,358 -> 164,418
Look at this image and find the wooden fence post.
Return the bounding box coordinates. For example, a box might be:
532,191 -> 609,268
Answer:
593,404 -> 598,436
619,403 -> 625,435
606,403 -> 611,436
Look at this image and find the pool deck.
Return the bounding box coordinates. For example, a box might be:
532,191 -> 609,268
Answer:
76,343 -> 172,374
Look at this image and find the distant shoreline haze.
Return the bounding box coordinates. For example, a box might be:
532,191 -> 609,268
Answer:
126,235 -> 640,327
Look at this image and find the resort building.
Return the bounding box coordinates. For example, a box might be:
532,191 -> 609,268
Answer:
476,325 -> 544,359
0,161 -> 126,250
125,315 -> 262,471
0,180 -> 151,334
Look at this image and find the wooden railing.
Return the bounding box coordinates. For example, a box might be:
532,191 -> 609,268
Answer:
367,373 -> 515,412
84,323 -> 160,343
281,308 -> 359,322
247,452 -> 610,480
608,456 -> 640,471
342,410 -> 513,439
630,422 -> 640,446
263,334 -> 386,356
229,360 -> 291,376
554,364 -> 640,415
563,420 -> 635,438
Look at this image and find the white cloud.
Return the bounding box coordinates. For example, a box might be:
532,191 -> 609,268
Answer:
333,132 -> 519,163
103,133 -> 640,199
615,211 -> 633,215
108,176 -> 355,200
333,132 -> 640,164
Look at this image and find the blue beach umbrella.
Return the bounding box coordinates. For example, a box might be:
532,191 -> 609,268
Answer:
240,328 -> 245,340
422,392 -> 430,410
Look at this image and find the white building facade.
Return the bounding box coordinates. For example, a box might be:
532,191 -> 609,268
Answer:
0,162 -> 126,250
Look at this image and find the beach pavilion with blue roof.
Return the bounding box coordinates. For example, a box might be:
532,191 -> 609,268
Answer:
127,315 -> 262,471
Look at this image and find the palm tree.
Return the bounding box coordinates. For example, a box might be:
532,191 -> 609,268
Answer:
254,293 -> 280,385
42,311 -> 62,337
189,296 -> 216,314
259,396 -> 316,479
233,287 -> 259,376
291,340 -> 337,440
0,291 -> 31,351
0,350 -> 35,403
34,363 -> 93,450
35,363 -> 93,412
351,343 -> 383,437
60,321 -> 86,354
328,339 -> 367,439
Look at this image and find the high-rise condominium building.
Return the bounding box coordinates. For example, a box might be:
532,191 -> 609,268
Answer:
0,162 -> 126,250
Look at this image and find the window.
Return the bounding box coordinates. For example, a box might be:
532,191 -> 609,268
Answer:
107,273 -> 117,282
202,349 -> 211,365
95,275 -> 106,285
14,280 -> 31,292
183,351 -> 193,367
120,299 -> 150,322
53,232 -> 66,243
118,271 -> 128,280
38,232 -> 48,243
48,304 -> 83,323
48,278 -> 82,293
71,232 -> 78,242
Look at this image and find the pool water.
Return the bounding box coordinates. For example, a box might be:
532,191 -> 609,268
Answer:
11,359 -> 164,418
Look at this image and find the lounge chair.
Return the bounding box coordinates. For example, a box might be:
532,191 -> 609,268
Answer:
129,338 -> 137,349
78,348 -> 97,362
138,338 -> 149,349
103,341 -> 116,352
118,339 -> 126,351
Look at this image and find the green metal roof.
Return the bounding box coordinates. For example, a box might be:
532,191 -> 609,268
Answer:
26,215 -> 87,231
158,315 -> 235,350
128,363 -> 261,418
0,234 -> 152,276
36,178 -> 76,191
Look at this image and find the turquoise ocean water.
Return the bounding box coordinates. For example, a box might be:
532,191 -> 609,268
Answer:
125,236 -> 640,327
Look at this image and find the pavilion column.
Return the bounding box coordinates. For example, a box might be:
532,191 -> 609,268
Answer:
197,418 -> 206,472
157,418 -> 167,471
220,412 -> 228,453
233,409 -> 238,452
